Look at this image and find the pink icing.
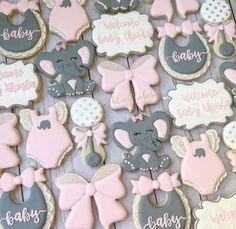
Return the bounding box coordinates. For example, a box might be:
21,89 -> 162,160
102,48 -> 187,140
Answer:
0,113 -> 20,169
114,129 -> 134,149
39,60 -> 56,76
78,46 -> 90,65
224,69 -> 236,85
175,0 -> 200,18
49,0 -> 89,42
26,106 -> 72,168
150,0 -> 173,21
154,119 -> 168,139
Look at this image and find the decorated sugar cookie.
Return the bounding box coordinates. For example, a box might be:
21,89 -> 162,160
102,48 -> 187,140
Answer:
43,0 -> 90,41
97,55 -> 160,112
0,168 -> 54,229
220,61 -> 236,104
19,102 -> 73,169
0,113 -> 21,170
36,41 -> 96,98
194,193 -> 236,229
71,97 -> 107,167
0,61 -> 40,109
92,11 -> 154,58
201,0 -> 236,59
157,20 -> 211,80
111,112 -> 171,172
168,79 -> 233,129
0,0 -> 47,59
55,164 -> 127,229
171,129 -> 227,195
132,172 -> 191,229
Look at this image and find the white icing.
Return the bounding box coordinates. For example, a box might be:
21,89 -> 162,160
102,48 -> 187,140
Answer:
223,121 -> 236,150
168,79 -> 233,129
0,61 -> 39,108
92,11 -> 153,57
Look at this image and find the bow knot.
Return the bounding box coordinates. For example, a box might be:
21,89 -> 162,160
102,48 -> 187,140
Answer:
131,113 -> 144,123
72,123 -> 107,150
157,20 -> 202,38
0,0 -> 39,15
131,172 -> 181,195
204,20 -> 236,42
86,183 -> 96,196
0,168 -> 46,192
55,42 -> 67,51
125,70 -> 133,81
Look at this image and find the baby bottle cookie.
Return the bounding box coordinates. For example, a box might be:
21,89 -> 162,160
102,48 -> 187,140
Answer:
97,55 -> 160,112
19,102 -> 73,169
111,112 -> 171,172
171,129 -> 226,195
71,97 -> 107,167
201,0 -> 236,59
55,164 -> 127,229
36,41 -> 96,98
0,168 -> 55,229
157,20 -> 211,81
132,172 -> 191,229
0,113 -> 21,170
43,0 -> 90,41
0,0 -> 47,59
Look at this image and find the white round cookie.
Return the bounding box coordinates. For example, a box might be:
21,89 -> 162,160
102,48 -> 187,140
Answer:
223,121 -> 236,150
71,97 -> 103,127
200,0 -> 231,23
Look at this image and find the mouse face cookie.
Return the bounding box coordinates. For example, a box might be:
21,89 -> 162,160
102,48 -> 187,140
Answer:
111,112 -> 171,172
171,129 -> 226,195
0,0 -> 47,59
157,20 -> 211,80
71,98 -> 107,167
132,172 -> 191,229
43,0 -> 90,41
0,168 -> 54,229
36,41 -> 96,98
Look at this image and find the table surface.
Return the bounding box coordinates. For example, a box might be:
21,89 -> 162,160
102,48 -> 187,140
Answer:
1,0 -> 236,228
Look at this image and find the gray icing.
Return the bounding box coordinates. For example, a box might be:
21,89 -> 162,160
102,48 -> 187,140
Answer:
60,0 -> 72,7
111,112 -> 171,172
219,30 -> 235,57
137,190 -> 187,229
37,120 -> 51,130
95,0 -> 139,13
35,40 -> 96,98
0,10 -> 41,53
193,148 -> 206,158
86,136 -> 102,167
0,184 -> 47,229
164,32 -> 208,74
220,61 -> 236,104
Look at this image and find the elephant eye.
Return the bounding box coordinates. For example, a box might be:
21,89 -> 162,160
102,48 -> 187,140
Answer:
133,132 -> 141,136
56,59 -> 63,63
146,129 -> 153,132
70,57 -> 78,60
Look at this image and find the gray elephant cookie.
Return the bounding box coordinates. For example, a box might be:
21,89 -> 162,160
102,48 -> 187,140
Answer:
220,61 -> 236,104
95,0 -> 139,13
35,41 -> 96,98
111,112 -> 171,172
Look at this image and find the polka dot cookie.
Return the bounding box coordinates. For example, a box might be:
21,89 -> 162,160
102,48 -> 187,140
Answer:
223,121 -> 236,150
70,97 -> 103,127
200,0 -> 231,23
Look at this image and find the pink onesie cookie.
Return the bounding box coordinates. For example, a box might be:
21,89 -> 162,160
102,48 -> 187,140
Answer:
19,102 -> 73,169
0,113 -> 20,170
43,0 -> 89,41
171,129 -> 226,195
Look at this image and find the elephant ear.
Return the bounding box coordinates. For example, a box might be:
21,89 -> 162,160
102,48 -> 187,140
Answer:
76,41 -> 95,67
54,102 -> 68,125
151,111 -> 170,141
205,129 -> 220,152
19,109 -> 34,131
170,136 -> 186,158
111,122 -> 134,151
35,52 -> 57,79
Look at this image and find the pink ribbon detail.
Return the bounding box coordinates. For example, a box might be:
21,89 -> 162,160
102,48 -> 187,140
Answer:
0,0 -> 39,15
0,168 -> 46,192
55,42 -> 67,51
157,20 -> 202,38
131,172 -> 181,195
98,55 -> 159,112
131,114 -> 144,123
56,164 -> 127,229
72,123 -> 107,150
204,20 -> 236,42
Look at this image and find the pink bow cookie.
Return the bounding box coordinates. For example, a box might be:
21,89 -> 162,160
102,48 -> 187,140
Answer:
0,0 -> 39,15
157,20 -> 202,38
97,55 -> 159,112
0,168 -> 46,192
55,164 -> 127,229
131,172 -> 181,195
